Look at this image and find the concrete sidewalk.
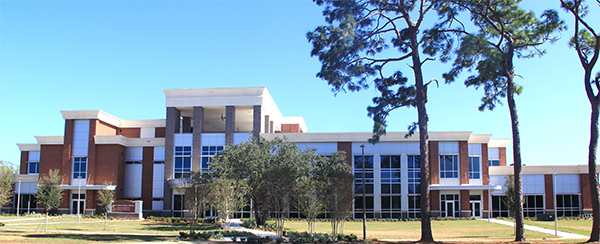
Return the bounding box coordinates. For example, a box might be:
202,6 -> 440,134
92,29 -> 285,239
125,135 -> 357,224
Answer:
482,218 -> 589,239
226,219 -> 277,239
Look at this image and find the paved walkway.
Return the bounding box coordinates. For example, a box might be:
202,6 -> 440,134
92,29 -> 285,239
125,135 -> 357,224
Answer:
482,218 -> 589,239
226,219 -> 277,239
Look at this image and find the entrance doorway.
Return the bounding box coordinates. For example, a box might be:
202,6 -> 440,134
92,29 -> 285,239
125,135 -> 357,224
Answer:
470,201 -> 482,218
446,201 -> 455,217
71,193 -> 85,215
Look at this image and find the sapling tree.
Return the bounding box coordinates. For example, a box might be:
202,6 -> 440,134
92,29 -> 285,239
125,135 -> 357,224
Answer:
0,161 -> 17,210
36,169 -> 64,232
97,181 -> 115,231
184,171 -> 213,236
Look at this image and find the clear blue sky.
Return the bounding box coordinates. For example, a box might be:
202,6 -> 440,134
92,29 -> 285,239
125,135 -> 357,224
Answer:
1,0 -> 598,168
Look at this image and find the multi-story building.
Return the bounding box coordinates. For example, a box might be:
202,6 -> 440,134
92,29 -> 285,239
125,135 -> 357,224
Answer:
12,87 -> 593,218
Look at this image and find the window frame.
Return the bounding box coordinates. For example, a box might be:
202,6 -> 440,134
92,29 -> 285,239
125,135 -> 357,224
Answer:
72,157 -> 87,179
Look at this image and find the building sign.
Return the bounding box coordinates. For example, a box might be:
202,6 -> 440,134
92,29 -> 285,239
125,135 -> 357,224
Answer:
112,200 -> 136,212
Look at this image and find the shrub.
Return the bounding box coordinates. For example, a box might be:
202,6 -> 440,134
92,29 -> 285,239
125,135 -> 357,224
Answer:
179,231 -> 189,239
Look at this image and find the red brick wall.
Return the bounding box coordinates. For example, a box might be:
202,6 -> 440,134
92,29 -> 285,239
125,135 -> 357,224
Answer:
39,145 -> 64,182
62,120 -> 74,185
118,128 -> 140,138
429,141 -> 439,184
155,127 -> 166,138
482,143 -> 489,184
96,120 -> 117,135
20,151 -> 28,174
459,141 -> 469,184
483,189 -> 489,217
281,124 -> 301,133
87,120 -> 97,186
94,144 -> 126,199
337,142 -> 353,166
142,147 -> 154,210
460,190 -> 470,216
499,147 -> 507,166
544,174 -> 554,210
431,190 -> 440,211
580,174 -> 592,212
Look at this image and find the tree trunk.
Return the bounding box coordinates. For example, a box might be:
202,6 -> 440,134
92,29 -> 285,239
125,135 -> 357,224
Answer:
410,24 -> 433,242
506,75 -> 525,241
588,73 -> 600,242
104,213 -> 108,231
45,211 -> 48,232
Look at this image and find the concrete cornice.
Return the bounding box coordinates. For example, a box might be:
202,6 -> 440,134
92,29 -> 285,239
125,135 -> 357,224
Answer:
164,87 -> 270,107
94,135 -> 165,147
468,134 -> 493,144
61,110 -> 122,127
489,165 -> 597,175
17,143 -> 40,151
120,119 -> 166,128
262,131 -> 474,143
488,139 -> 510,148
35,136 -> 64,145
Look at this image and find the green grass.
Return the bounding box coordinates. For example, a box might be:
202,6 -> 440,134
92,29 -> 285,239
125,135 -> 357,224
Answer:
524,219 -> 592,237
0,230 -> 173,243
275,219 -> 573,242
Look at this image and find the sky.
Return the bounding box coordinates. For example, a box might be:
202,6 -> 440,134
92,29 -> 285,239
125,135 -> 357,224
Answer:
0,0 -> 598,168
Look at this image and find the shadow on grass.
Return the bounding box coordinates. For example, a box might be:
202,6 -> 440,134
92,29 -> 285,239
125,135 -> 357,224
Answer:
23,233 -> 174,243
138,221 -> 221,232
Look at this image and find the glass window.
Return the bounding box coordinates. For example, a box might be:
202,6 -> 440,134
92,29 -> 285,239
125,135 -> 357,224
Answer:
354,156 -> 374,194
408,196 -> 421,218
381,155 -> 401,194
439,155 -> 458,179
408,155 -> 420,194
469,156 -> 481,179
523,195 -> 544,217
489,159 -> 500,166
174,146 -> 192,178
201,146 -> 224,170
173,194 -> 185,217
557,195 -> 581,217
73,157 -> 87,179
28,162 -> 39,175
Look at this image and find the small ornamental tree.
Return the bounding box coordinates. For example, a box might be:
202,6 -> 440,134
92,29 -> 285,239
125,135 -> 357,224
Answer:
97,181 -> 115,231
295,149 -> 326,235
0,161 -> 17,209
211,178 -> 248,229
36,169 -> 64,232
184,171 -> 213,236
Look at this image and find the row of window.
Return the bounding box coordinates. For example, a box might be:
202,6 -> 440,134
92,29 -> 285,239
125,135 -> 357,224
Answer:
174,146 -> 224,178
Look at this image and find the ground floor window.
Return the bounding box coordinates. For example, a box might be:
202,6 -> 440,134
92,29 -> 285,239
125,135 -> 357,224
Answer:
440,194 -> 460,217
523,195 -> 544,217
380,195 -> 401,219
492,196 -> 509,217
408,196 -> 420,218
557,195 -> 581,217
71,193 -> 85,215
354,196 -> 374,219
173,194 -> 185,217
14,194 -> 37,214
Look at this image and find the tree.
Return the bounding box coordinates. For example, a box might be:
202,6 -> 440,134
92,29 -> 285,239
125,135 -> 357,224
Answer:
307,1 -> 458,241
97,181 -> 115,231
210,178 -> 248,229
211,137 -> 272,227
315,151 -> 353,240
560,0 -> 600,241
502,175 -> 516,216
184,171 -> 213,236
36,169 -> 64,232
0,161 -> 17,210
295,149 -> 326,235
438,0 -> 564,240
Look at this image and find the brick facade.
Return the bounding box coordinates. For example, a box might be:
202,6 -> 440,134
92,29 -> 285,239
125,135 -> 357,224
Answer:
118,128 -> 141,138
142,147 -> 154,210
499,147 -> 507,166
225,106 -> 235,145
336,142 -> 352,166
429,141 -> 439,184
20,151 -> 28,175
459,141 -> 469,184
281,124 -> 301,133
62,119 -> 74,185
481,143 -> 489,184
544,174 -> 554,210
580,173 -> 592,213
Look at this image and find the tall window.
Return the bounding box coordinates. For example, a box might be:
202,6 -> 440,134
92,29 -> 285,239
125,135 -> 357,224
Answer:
201,146 -> 224,171
523,195 -> 544,217
440,194 -> 460,217
489,159 -> 500,166
408,155 -> 421,194
492,195 -> 509,217
173,194 -> 185,217
353,155 -> 374,194
408,196 -> 421,218
354,155 -> 374,219
468,156 -> 481,179
439,155 -> 459,179
557,195 -> 581,217
174,146 -> 191,178
73,157 -> 87,179
380,155 -> 401,194
28,162 -> 39,175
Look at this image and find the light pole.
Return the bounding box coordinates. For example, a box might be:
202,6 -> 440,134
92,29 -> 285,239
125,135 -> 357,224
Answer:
16,178 -> 21,218
488,178 -> 491,223
77,175 -> 82,223
553,173 -> 558,237
360,144 -> 366,241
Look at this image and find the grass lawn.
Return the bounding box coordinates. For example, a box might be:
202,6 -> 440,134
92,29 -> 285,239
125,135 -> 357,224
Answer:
276,220 -> 576,242
524,219 -> 592,237
0,230 -> 174,244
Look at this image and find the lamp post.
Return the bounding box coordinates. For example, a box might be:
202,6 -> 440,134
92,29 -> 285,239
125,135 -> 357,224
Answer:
17,178 -> 21,218
360,144 -> 366,241
553,173 -> 558,237
488,178 -> 491,223
77,175 -> 82,223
